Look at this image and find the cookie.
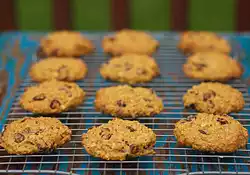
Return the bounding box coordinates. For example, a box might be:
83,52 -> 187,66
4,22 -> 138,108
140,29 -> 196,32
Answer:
178,31 -> 231,55
82,118 -> 156,160
0,117 -> 71,154
19,80 -> 85,114
37,31 -> 95,57
29,57 -> 88,82
102,29 -> 159,55
100,54 -> 160,84
95,85 -> 163,118
174,113 -> 248,153
183,52 -> 243,81
183,82 -> 245,114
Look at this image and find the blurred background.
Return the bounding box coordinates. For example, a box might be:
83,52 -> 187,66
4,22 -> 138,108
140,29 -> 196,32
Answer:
0,0 -> 250,32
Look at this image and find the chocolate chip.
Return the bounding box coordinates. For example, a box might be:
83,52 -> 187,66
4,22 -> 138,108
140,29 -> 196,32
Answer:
217,118 -> 228,125
143,98 -> 152,102
136,68 -> 147,75
126,126 -> 136,132
144,142 -> 153,149
57,65 -> 69,80
50,100 -> 61,109
58,87 -> 72,97
187,103 -> 196,109
109,37 -> 115,42
36,46 -> 47,58
130,144 -> 139,154
125,141 -> 129,146
33,94 -> 46,101
22,127 -> 31,134
14,133 -> 25,143
124,62 -> 133,71
198,129 -> 207,135
102,133 -> 112,140
209,45 -> 214,49
100,128 -> 112,140
193,63 -> 206,71
50,48 -> 60,57
150,111 -> 157,116
101,128 -> 110,132
203,90 -> 216,101
116,109 -> 124,116
208,100 -> 215,108
186,115 -> 196,121
65,85 -> 72,89
117,100 -> 126,107
147,104 -> 154,108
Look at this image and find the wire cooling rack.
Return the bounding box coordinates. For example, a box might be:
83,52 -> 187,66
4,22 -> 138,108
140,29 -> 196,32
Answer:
0,33 -> 250,175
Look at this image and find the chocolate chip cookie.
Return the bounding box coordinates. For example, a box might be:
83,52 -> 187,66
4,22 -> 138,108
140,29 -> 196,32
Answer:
100,54 -> 160,84
178,31 -> 231,55
29,57 -> 88,82
183,52 -> 243,81
102,29 -> 159,55
37,31 -> 95,57
95,85 -> 163,118
0,117 -> 71,154
174,113 -> 248,153
82,118 -> 156,160
19,80 -> 85,114
183,82 -> 245,114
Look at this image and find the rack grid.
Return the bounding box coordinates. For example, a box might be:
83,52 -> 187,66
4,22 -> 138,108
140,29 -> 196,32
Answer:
0,33 -> 250,175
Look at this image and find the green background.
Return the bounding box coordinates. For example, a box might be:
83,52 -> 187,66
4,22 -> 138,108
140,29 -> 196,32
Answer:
15,0 -> 235,31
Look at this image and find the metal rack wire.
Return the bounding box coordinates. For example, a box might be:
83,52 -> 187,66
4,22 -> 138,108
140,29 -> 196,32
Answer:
0,33 -> 250,175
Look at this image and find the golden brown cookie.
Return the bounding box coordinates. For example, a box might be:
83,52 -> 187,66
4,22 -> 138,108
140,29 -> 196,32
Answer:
100,54 -> 160,84
183,82 -> 245,114
102,29 -> 159,55
95,85 -> 163,118
0,117 -> 71,154
37,31 -> 95,57
183,52 -> 243,81
19,80 -> 85,114
174,113 -> 248,153
29,57 -> 88,82
82,118 -> 156,160
178,31 -> 231,55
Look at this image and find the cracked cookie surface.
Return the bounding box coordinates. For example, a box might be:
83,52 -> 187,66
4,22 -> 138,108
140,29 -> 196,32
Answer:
0,117 -> 71,154
183,82 -> 245,114
30,57 -> 87,82
174,113 -> 248,153
100,54 -> 160,84
183,52 -> 243,81
82,118 -> 156,160
95,85 -> 163,118
102,29 -> 159,55
37,31 -> 94,57
178,31 -> 231,55
19,80 -> 85,114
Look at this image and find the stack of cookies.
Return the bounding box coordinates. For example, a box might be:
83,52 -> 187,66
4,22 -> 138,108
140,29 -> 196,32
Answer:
174,31 -> 248,153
